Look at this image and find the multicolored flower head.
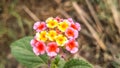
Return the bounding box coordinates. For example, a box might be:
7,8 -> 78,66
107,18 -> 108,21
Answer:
30,17 -> 81,57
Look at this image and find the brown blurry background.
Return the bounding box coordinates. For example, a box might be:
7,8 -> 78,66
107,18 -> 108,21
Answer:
0,0 -> 120,68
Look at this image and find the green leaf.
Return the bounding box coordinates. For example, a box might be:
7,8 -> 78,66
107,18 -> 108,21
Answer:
57,58 -> 66,68
63,59 -> 93,68
51,55 -> 66,68
10,36 -> 49,68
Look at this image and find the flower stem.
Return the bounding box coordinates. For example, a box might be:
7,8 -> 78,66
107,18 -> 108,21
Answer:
48,59 -> 51,68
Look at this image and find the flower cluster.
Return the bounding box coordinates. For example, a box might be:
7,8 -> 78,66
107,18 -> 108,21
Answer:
30,17 -> 81,57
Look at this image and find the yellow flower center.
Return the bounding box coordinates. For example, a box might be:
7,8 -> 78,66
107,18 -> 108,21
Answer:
58,20 -> 69,32
37,31 -> 47,42
47,30 -> 57,41
46,18 -> 58,28
56,34 -> 67,46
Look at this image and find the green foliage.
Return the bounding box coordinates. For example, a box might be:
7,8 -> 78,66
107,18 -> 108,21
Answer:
63,59 -> 93,68
11,37 -> 93,68
51,55 -> 66,68
10,37 -> 49,68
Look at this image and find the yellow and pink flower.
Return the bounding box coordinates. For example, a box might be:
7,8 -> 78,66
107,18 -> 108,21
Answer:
31,17 -> 81,57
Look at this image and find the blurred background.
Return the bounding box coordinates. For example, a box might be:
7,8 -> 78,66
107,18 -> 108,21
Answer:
0,0 -> 120,68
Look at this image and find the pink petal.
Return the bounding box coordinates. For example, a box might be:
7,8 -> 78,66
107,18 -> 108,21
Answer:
55,17 -> 61,22
66,46 -> 71,51
30,39 -> 35,47
30,39 -> 38,47
47,52 -> 57,57
56,48 -> 60,53
75,22 -> 81,31
40,51 -> 45,55
33,21 -> 40,30
74,30 -> 78,39
67,18 -> 74,24
70,47 -> 78,53
33,47 -> 40,55
75,41 -> 79,47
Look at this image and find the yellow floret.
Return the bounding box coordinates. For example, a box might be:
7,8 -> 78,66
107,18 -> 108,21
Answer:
46,17 -> 58,28
47,30 -> 57,41
58,20 -> 69,32
36,31 -> 47,42
56,34 -> 67,46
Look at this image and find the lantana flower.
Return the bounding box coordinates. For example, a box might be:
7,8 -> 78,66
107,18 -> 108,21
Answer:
46,17 -> 58,28
65,39 -> 78,53
55,17 -> 62,22
67,18 -> 74,24
47,30 -> 57,41
56,34 -> 67,46
33,41 -> 46,55
33,22 -> 46,32
36,31 -> 48,42
58,20 -> 69,32
46,42 -> 59,57
65,27 -> 78,39
30,39 -> 39,47
30,17 -> 81,57
70,22 -> 81,31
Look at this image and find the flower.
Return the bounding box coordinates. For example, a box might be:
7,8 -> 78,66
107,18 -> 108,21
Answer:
46,42 -> 59,57
65,27 -> 78,39
56,34 -> 67,46
55,17 -> 63,22
67,18 -> 74,24
30,39 -> 39,47
58,20 -> 69,32
46,17 -> 58,28
47,30 -> 57,41
65,39 -> 78,53
33,41 -> 46,55
70,22 -> 81,31
33,22 -> 46,32
36,31 -> 47,42
31,17 -> 81,57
